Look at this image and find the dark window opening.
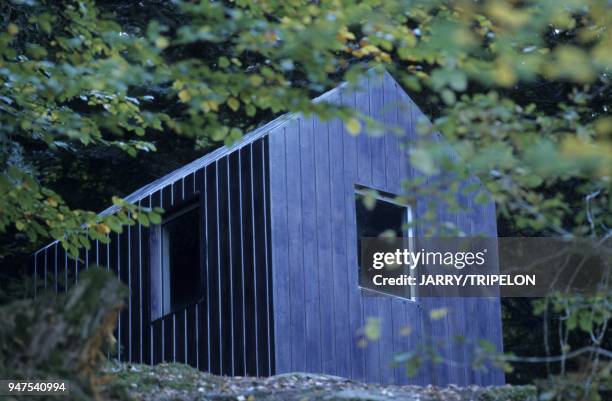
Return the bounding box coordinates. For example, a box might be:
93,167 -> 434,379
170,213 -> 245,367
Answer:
355,187 -> 414,299
151,203 -> 202,320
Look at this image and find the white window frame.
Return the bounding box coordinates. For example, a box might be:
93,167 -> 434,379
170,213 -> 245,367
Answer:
150,202 -> 201,320
355,187 -> 417,301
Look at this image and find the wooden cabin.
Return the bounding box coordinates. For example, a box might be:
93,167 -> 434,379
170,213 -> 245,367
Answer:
32,69 -> 504,385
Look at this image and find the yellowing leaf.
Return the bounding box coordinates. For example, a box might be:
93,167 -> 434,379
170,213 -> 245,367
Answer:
549,46 -> 595,82
249,75 -> 264,87
551,11 -> 576,30
7,23 -> 19,36
200,100 -> 219,112
337,26 -> 356,42
595,117 -> 612,135
430,307 -> 448,320
178,90 -> 191,102
487,2 -> 530,28
227,97 -> 240,111
346,118 -> 361,135
95,223 -> 111,235
561,137 -> 612,176
362,190 -> 377,210
155,36 -> 169,49
494,60 -> 517,87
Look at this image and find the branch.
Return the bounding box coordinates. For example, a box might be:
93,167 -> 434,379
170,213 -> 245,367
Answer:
502,346 -> 612,363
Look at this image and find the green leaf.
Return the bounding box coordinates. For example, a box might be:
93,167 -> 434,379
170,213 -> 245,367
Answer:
149,213 -> 162,225
218,56 -> 230,68
448,70 -> 467,91
405,356 -> 421,378
138,213 -> 150,227
566,313 -> 577,330
361,190 -> 378,210
410,147 -> 438,175
578,312 -> 593,332
441,89 -> 456,105
249,75 -> 263,86
364,317 -> 381,341
520,174 -> 543,188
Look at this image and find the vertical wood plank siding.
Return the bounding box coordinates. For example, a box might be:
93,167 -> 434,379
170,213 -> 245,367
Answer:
31,69 -> 502,385
268,70 -> 503,385
32,137 -> 273,378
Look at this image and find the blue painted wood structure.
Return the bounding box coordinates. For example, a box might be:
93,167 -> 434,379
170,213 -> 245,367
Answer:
32,69 -> 504,385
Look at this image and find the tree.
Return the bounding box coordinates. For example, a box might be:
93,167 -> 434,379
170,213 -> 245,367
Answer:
1,0 -> 610,398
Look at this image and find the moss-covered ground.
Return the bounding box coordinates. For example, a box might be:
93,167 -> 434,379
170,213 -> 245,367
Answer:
105,362 -> 537,401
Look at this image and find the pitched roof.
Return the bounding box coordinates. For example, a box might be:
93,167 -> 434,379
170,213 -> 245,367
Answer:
38,68 -> 416,252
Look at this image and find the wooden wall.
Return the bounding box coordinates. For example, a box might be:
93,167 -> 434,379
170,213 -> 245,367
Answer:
32,137 -> 274,378
268,70 -> 504,385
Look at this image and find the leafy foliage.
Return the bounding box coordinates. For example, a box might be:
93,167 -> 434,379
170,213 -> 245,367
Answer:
1,0 -> 610,398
